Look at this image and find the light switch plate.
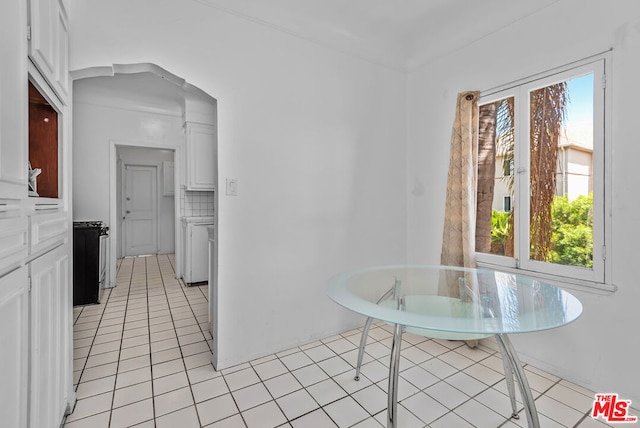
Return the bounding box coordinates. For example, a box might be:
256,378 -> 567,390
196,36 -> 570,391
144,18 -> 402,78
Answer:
226,178 -> 238,196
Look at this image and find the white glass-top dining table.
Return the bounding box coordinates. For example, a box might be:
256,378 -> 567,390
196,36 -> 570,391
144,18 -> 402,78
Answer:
326,265 -> 583,428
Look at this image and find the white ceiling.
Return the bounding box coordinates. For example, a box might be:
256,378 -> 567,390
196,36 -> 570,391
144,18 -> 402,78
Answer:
192,0 -> 560,70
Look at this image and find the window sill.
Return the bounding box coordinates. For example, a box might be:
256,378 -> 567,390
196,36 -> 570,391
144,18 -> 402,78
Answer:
476,260 -> 617,295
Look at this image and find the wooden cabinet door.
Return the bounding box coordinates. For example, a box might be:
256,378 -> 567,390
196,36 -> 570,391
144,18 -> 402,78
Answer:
0,0 -> 28,199
0,266 -> 29,428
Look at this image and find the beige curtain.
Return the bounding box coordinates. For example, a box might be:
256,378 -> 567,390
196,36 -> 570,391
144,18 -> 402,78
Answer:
439,91 -> 480,298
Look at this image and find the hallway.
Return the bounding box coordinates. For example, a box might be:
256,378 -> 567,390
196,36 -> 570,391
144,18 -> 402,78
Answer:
67,254 -> 211,426
66,255 -> 617,427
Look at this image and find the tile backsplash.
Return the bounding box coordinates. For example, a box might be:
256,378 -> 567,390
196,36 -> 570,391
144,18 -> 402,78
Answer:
180,187 -> 215,217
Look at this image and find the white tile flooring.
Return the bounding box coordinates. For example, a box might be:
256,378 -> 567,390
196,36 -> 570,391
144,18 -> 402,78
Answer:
64,254 -> 634,428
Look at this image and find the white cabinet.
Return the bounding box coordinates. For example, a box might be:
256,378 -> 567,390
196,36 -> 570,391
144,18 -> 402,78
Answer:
0,216 -> 29,275
182,217 -> 214,284
28,0 -> 70,101
29,210 -> 68,256
0,238 -> 72,428
0,0 -> 72,425
55,1 -> 69,98
0,266 -> 29,428
0,0 -> 28,199
185,123 -> 216,191
29,242 -> 70,428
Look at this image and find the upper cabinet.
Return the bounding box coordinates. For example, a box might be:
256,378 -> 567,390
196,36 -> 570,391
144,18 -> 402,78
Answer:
55,2 -> 69,97
28,0 -> 69,102
0,0 -> 29,199
185,122 -> 217,191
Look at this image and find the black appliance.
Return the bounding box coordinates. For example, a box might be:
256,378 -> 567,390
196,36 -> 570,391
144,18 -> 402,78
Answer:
73,221 -> 109,306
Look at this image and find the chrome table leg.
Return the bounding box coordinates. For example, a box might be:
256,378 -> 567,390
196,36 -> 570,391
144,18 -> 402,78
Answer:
355,280 -> 398,381
354,316 -> 374,381
495,334 -> 520,419
496,334 -> 540,428
387,321 -> 403,428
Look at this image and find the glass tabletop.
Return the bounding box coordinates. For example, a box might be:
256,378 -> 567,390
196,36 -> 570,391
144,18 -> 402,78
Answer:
326,265 -> 582,336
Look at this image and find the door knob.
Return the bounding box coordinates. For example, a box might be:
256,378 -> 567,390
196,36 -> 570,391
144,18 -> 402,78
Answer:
126,210 -> 131,214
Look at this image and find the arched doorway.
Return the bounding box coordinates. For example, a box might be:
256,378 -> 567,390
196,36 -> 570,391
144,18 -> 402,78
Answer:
71,64 -> 219,357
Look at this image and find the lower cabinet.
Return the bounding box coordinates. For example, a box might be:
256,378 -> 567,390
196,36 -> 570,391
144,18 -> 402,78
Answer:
0,216 -> 71,427
29,242 -> 71,428
0,266 -> 29,427
182,218 -> 213,284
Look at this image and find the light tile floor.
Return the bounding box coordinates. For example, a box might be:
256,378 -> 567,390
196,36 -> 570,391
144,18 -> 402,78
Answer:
64,254 -> 635,428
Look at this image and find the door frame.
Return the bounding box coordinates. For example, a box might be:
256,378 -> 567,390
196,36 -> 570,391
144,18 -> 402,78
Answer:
120,162 -> 159,257
108,139 -> 182,287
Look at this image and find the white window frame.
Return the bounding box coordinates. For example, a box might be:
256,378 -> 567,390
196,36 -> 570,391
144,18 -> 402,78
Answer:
476,54 -> 612,290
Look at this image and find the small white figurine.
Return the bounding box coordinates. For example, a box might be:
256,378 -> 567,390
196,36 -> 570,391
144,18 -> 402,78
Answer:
28,161 -> 42,197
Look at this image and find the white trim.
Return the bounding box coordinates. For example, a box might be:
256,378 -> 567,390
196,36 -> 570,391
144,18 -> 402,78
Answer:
28,62 -> 65,200
28,60 -> 65,107
162,161 -> 175,196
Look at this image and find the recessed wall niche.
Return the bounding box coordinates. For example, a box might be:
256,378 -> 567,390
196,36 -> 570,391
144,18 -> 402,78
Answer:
28,81 -> 59,198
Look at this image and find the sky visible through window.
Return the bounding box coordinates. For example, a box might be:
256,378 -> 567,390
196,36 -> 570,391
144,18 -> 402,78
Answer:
564,73 -> 594,149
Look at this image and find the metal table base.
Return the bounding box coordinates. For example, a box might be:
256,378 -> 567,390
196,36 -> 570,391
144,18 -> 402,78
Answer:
355,317 -> 540,428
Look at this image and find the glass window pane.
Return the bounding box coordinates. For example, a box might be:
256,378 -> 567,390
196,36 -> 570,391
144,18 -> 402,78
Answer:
476,96 -> 514,256
528,74 -> 594,268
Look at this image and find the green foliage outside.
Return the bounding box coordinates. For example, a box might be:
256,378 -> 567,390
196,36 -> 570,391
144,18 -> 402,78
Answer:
490,193 -> 593,267
549,193 -> 593,268
490,210 -> 511,253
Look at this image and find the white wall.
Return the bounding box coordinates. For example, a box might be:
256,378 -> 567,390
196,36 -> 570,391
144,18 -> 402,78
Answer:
72,89 -> 184,226
70,0 -> 408,367
407,0 -> 640,403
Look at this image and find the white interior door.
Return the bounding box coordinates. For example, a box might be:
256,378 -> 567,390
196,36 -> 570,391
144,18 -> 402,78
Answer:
123,164 -> 158,256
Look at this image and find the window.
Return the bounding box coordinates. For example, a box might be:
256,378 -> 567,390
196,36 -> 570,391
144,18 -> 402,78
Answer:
502,195 -> 512,212
502,158 -> 513,177
475,57 -> 608,285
